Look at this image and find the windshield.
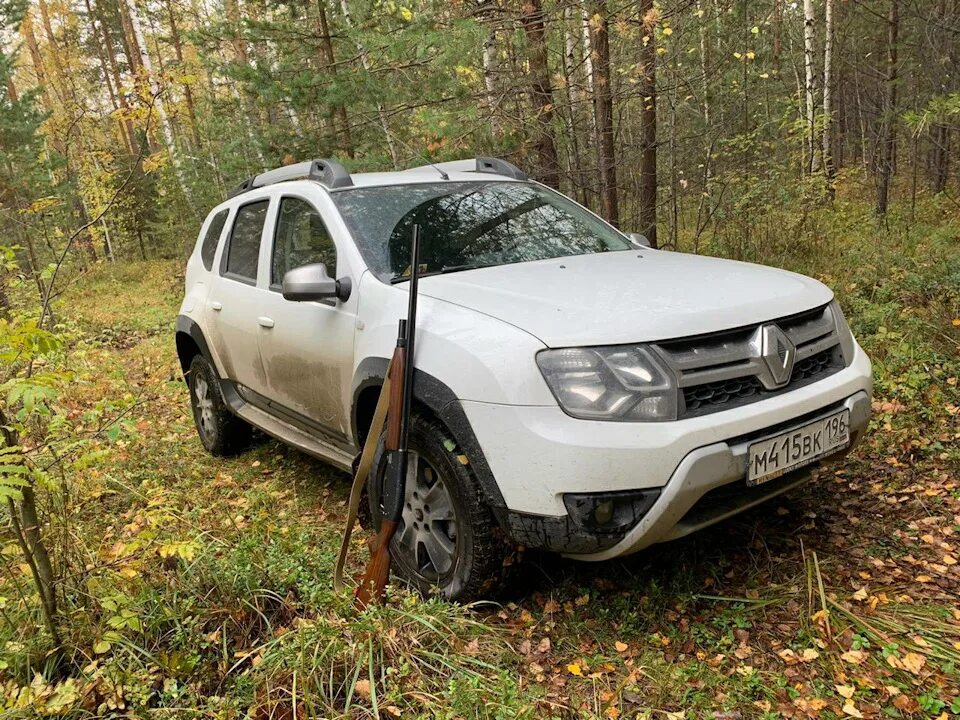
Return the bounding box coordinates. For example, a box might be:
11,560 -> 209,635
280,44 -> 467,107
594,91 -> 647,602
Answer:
331,181 -> 632,281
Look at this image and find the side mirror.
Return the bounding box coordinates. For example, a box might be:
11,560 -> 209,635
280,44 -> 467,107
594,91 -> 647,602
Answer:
281,263 -> 352,303
628,232 -> 652,248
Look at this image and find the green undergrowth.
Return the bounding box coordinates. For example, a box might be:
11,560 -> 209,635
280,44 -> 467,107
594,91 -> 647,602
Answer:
2,194 -> 958,718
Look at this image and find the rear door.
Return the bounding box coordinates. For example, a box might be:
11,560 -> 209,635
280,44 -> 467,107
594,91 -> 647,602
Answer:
206,197 -> 274,398
255,193 -> 357,440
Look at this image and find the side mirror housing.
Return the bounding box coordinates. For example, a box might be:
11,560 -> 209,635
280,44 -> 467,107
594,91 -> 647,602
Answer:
281,263 -> 352,303
628,232 -> 652,248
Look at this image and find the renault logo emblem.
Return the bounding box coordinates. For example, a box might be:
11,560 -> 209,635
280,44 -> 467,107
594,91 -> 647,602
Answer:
755,324 -> 796,389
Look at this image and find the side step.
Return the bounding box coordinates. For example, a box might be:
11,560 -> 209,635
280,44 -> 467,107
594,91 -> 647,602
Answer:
234,401 -> 355,472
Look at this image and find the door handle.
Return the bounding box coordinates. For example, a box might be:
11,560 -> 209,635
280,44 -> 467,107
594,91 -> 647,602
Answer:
210,301 -> 223,311
257,316 -> 275,328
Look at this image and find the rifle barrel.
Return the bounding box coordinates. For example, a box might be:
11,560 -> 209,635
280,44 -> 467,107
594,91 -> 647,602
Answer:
398,224 -> 421,452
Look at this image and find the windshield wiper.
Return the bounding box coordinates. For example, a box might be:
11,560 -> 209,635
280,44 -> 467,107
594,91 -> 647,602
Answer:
390,263 -> 491,284
439,263 -> 491,274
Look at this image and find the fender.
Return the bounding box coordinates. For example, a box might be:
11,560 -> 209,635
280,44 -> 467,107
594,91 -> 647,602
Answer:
175,314 -> 215,377
352,356 -> 507,513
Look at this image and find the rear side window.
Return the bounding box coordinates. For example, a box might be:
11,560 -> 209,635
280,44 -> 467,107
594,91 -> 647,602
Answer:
271,197 -> 337,287
224,200 -> 269,282
200,209 -> 228,271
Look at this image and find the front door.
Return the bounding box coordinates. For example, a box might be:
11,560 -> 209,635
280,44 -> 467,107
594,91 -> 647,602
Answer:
207,197 -> 273,398
256,194 -> 357,440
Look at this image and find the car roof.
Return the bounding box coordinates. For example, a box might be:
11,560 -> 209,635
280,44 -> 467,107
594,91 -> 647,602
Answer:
337,166 -> 524,189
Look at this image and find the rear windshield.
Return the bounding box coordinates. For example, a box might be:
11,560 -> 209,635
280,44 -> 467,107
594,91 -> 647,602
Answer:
331,181 -> 631,281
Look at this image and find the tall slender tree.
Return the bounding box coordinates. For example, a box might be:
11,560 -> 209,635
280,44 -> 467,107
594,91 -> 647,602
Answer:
876,0 -> 899,215
520,0 -> 560,189
637,0 -> 657,244
589,1 -> 618,226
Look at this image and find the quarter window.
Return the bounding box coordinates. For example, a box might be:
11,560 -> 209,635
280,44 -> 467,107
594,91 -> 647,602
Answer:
200,209 -> 228,271
225,200 -> 269,282
272,197 -> 337,287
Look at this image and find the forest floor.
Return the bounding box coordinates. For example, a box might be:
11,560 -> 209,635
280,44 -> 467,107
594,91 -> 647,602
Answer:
4,199 -> 960,718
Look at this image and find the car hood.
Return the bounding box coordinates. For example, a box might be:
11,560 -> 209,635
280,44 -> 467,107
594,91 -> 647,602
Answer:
417,250 -> 833,347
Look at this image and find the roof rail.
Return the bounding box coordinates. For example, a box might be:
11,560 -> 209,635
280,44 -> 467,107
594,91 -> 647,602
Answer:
227,158 -> 353,198
404,157 -> 529,181
475,157 -> 528,181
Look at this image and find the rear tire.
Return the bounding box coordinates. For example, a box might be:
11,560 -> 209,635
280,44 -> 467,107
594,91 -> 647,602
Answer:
367,414 -> 508,602
188,354 -> 251,456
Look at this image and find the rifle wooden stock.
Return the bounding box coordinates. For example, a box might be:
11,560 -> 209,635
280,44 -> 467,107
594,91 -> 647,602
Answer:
354,519 -> 398,609
353,347 -> 407,609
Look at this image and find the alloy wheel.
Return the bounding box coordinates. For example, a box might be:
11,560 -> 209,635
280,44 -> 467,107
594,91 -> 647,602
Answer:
193,374 -> 215,441
394,450 -> 459,580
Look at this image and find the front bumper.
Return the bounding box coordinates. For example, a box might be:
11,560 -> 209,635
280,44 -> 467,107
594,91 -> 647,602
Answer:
462,342 -> 872,558
570,389 -> 870,560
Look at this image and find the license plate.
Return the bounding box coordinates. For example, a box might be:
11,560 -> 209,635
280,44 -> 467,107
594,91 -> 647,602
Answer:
747,410 -> 850,486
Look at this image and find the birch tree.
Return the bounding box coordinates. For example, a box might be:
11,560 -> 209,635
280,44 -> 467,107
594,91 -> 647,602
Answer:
125,0 -> 192,204
803,0 -> 819,173
823,0 -> 835,191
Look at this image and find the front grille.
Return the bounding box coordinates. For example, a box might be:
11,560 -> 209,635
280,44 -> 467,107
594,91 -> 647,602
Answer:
684,376 -> 763,413
681,346 -> 842,417
656,304 -> 846,419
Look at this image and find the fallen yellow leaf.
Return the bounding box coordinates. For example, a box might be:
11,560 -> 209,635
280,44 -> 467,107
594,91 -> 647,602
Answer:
841,650 -> 866,665
902,652 -> 926,674
842,702 -> 864,718
836,684 -> 855,699
567,663 -> 583,676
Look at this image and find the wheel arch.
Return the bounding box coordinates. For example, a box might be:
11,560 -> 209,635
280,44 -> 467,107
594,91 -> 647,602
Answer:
175,314 -> 214,379
351,357 -> 507,516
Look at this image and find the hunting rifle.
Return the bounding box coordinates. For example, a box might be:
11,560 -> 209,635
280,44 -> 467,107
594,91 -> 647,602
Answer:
336,223 -> 421,609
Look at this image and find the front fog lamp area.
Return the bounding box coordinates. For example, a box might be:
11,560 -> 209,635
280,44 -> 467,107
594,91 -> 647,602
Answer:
536,346 -> 679,421
563,489 -> 661,534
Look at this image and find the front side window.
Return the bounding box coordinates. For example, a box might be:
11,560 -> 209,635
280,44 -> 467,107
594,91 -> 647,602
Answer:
200,208 -> 229,270
271,197 -> 337,287
331,181 -> 631,281
224,200 -> 269,282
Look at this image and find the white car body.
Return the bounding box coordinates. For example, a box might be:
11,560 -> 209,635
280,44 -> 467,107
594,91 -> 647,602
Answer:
177,158 -> 872,565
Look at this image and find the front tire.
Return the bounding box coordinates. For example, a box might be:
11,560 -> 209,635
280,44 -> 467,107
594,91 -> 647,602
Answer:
188,354 -> 251,456
367,414 -> 508,602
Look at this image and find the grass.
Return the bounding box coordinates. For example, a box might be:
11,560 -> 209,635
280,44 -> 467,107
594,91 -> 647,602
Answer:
1,192 -> 959,718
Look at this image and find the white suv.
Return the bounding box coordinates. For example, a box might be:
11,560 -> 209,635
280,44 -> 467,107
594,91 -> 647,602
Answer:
176,157 -> 873,599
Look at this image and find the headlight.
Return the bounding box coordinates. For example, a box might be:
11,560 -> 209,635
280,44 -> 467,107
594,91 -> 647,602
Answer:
536,345 -> 678,421
829,300 -> 856,365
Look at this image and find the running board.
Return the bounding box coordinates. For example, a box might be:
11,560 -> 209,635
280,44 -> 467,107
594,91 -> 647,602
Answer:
234,401 -> 355,472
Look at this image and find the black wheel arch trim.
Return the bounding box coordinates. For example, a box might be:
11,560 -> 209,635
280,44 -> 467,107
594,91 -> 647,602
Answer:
352,356 -> 508,514
175,314 -> 215,377
176,314 -> 248,413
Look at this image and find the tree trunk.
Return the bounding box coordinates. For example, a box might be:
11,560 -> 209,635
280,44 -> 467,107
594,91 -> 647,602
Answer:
822,0 -> 835,195
316,0 -> 354,158
803,0 -> 819,173
126,0 -> 193,203
562,4 -> 586,202
931,125 -> 950,194
521,0 -> 561,189
772,0 -> 782,76
223,0 -> 266,168
339,0 -> 399,166
93,0 -> 142,156
875,0 -> 898,215
479,0 -> 499,134
165,0 -> 202,150
116,0 -> 143,77
637,0 -> 657,244
21,12 -> 56,119
589,1 -> 619,227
